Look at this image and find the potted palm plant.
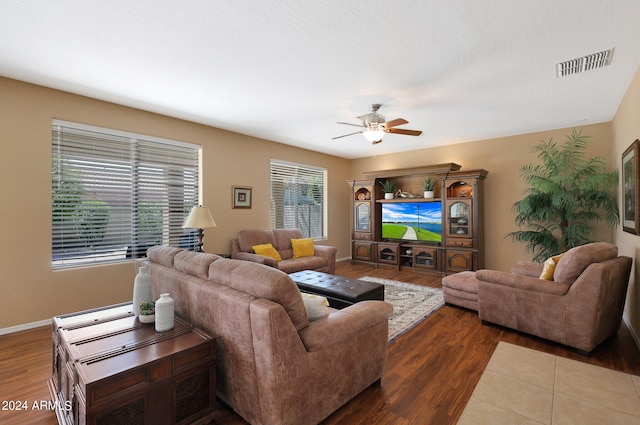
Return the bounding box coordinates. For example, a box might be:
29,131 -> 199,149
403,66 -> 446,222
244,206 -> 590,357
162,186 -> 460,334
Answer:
506,129 -> 619,262
423,176 -> 436,199
379,180 -> 396,199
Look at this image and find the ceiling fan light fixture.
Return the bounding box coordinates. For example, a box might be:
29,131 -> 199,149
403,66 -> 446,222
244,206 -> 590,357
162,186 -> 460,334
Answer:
333,104 -> 420,143
362,125 -> 385,143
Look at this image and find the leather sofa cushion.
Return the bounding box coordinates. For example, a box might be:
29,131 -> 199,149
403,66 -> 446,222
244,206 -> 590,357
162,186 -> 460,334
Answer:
147,246 -> 182,267
209,259 -> 310,331
238,230 -> 278,254
174,251 -> 221,279
277,256 -> 327,274
273,228 -> 303,259
554,242 -> 618,284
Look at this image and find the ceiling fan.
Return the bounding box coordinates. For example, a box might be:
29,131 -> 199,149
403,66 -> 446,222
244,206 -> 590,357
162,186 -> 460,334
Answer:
332,104 -> 422,144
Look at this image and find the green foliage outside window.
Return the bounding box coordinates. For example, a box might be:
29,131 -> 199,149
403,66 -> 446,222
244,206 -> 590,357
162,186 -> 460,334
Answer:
52,158 -> 110,249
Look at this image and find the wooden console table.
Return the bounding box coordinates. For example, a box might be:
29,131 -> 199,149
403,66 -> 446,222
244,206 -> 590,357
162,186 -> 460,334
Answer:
48,303 -> 216,425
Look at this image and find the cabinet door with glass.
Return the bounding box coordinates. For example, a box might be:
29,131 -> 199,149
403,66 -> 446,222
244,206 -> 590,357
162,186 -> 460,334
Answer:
355,201 -> 371,232
446,199 -> 472,239
413,246 -> 438,270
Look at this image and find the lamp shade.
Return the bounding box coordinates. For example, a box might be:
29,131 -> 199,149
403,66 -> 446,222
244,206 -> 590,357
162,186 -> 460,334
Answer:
183,205 -> 217,229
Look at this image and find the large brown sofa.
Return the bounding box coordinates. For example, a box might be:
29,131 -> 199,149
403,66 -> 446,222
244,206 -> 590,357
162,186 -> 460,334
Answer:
230,228 -> 337,274
475,242 -> 632,353
142,246 -> 392,425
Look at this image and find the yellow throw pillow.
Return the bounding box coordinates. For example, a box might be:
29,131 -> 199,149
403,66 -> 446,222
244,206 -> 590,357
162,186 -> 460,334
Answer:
539,253 -> 564,280
252,243 -> 282,261
292,238 -> 315,258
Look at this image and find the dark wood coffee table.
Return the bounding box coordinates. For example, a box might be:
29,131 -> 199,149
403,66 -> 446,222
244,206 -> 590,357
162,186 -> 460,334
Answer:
289,270 -> 385,309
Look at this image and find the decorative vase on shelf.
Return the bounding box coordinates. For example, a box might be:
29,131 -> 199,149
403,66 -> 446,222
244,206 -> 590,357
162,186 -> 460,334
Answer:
424,191 -> 435,199
138,314 -> 155,324
132,267 -> 152,317
155,293 -> 175,332
384,192 -> 394,200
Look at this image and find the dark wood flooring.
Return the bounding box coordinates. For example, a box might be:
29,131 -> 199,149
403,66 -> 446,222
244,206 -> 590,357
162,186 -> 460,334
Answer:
1,261 -> 639,425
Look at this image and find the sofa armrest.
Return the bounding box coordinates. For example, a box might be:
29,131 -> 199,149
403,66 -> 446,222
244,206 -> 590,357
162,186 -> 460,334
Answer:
233,251 -> 278,267
476,269 -> 570,296
313,244 -> 337,259
298,301 -> 393,352
230,238 -> 241,258
313,244 -> 337,273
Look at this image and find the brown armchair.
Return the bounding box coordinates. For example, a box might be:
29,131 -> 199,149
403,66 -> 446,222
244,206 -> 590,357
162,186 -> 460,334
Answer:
476,242 -> 632,353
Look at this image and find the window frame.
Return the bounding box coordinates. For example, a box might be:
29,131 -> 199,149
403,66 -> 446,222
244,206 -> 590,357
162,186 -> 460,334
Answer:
51,119 -> 201,269
269,159 -> 327,240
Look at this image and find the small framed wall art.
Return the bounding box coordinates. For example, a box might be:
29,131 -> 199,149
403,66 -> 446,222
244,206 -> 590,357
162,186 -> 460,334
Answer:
232,186 -> 252,209
622,139 -> 639,234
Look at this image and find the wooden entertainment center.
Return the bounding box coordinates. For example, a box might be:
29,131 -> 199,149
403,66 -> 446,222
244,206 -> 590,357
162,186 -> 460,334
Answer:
349,163 -> 488,274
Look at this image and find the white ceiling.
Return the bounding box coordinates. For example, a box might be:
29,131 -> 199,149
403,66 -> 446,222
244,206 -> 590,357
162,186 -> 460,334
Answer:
2,1 -> 640,159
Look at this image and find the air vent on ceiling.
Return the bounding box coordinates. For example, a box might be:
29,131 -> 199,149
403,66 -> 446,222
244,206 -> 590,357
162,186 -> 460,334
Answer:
556,48 -> 614,77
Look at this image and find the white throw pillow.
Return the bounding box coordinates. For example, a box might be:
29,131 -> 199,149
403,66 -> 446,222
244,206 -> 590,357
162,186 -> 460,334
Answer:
301,293 -> 329,321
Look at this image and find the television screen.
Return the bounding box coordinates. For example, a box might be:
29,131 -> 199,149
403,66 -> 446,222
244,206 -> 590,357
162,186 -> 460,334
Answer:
381,201 -> 442,242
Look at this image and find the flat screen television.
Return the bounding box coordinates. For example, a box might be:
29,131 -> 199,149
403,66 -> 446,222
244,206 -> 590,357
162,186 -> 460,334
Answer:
381,201 -> 442,243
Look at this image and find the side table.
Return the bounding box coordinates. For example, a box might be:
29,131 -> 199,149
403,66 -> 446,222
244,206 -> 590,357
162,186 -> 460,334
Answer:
48,302 -> 217,425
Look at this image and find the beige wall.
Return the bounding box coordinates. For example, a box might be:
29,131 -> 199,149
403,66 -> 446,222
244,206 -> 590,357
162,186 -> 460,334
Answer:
2,74 -> 635,346
349,122 -> 614,273
0,77 -> 351,329
612,66 -> 640,345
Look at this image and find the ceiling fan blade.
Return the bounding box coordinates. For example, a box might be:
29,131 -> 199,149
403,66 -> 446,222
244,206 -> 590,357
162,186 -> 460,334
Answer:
332,130 -> 363,140
388,128 -> 422,136
337,121 -> 364,128
384,118 -> 409,128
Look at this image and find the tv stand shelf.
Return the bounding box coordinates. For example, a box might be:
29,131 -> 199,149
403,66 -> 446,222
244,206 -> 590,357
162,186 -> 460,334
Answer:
381,243 -> 442,271
349,165 -> 488,275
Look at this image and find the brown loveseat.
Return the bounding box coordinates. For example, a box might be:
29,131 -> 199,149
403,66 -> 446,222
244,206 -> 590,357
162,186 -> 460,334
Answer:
230,228 -> 337,274
142,246 -> 392,425
476,242 -> 632,353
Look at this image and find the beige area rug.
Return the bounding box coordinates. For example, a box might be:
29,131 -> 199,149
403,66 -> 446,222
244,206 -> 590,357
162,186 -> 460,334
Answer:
458,341 -> 640,424
359,276 -> 444,342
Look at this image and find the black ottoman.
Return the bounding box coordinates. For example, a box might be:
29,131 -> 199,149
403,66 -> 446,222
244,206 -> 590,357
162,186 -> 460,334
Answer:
289,270 -> 385,309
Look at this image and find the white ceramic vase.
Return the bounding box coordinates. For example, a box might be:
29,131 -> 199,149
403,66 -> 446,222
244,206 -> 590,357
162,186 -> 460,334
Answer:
155,293 -> 175,332
132,267 -> 152,317
384,192 -> 394,200
424,191 -> 435,199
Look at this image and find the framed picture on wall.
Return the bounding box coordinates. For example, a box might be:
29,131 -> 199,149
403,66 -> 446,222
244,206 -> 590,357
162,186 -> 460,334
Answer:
232,186 -> 252,209
622,139 -> 639,234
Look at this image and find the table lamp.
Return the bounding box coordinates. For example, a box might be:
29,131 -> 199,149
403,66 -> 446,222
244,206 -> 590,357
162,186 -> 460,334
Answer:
183,205 -> 217,252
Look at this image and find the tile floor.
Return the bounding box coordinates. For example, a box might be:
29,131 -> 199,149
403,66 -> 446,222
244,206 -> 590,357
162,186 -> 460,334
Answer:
458,341 -> 640,424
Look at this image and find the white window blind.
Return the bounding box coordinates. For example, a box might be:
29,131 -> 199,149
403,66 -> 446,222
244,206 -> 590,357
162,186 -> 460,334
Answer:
270,160 -> 326,239
52,120 -> 200,268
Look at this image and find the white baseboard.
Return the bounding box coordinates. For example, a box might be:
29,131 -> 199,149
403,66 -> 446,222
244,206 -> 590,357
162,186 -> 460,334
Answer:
0,319 -> 49,336
623,314 -> 640,351
336,256 -> 351,263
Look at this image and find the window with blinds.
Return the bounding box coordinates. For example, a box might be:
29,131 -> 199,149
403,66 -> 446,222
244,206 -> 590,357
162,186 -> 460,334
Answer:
270,160 -> 327,239
52,120 -> 200,268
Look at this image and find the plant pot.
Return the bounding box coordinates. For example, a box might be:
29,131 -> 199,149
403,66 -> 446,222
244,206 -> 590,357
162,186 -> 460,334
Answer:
424,191 -> 435,199
138,314 -> 155,324
384,192 -> 394,200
